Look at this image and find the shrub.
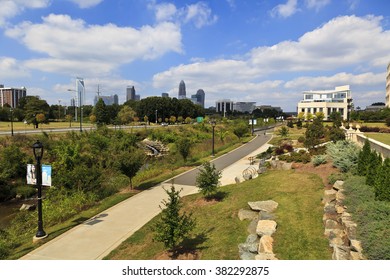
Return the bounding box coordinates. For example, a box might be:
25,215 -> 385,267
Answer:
328,172 -> 351,185
326,141 -> 360,173
343,176 -> 390,259
297,136 -> 305,143
153,185 -> 196,251
196,161 -> 222,199
373,158 -> 390,201
312,155 -> 327,166
359,126 -> 380,132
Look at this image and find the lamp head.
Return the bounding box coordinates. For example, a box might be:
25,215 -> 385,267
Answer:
32,140 -> 44,160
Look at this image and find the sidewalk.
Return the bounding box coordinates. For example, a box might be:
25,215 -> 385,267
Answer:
20,134 -> 272,260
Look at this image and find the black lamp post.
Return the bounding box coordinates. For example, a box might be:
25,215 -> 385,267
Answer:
10,108 -> 14,136
211,120 -> 216,157
32,140 -> 47,239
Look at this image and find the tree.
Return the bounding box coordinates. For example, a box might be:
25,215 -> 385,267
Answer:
233,120 -> 249,140
365,151 -> 382,186
35,113 -> 46,127
117,105 -> 136,125
153,185 -> 196,251
196,161 -> 222,200
328,126 -> 345,143
374,158 -> 390,201
65,114 -> 73,127
357,139 -> 371,176
94,98 -> 110,126
315,111 -> 325,121
176,137 -> 192,162
20,96 -> 50,128
329,111 -> 343,128
304,117 -> 325,149
277,126 -> 289,138
114,148 -> 145,189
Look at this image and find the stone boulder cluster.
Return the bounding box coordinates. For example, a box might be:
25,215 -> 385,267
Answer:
323,180 -> 365,260
238,200 -> 278,260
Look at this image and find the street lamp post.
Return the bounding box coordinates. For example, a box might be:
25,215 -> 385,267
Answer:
155,109 -> 158,124
10,108 -> 14,136
32,140 -> 47,240
211,120 -> 216,157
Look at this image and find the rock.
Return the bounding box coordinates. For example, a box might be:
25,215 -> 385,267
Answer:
323,189 -> 337,204
258,167 -> 267,174
238,242 -> 258,254
247,218 -> 259,234
325,219 -> 340,230
329,237 -> 345,248
256,220 -> 277,236
336,205 -> 345,214
255,253 -> 278,260
332,245 -> 350,260
258,235 -> 273,254
281,162 -> 292,170
240,251 -> 257,260
336,191 -> 345,201
324,228 -> 343,238
248,200 -> 278,213
270,160 -> 279,169
235,177 -> 241,184
259,211 -> 274,220
333,180 -> 344,191
324,202 -> 337,215
246,234 -> 259,244
19,204 -> 36,211
238,209 -> 258,221
350,251 -> 365,260
350,240 -> 363,252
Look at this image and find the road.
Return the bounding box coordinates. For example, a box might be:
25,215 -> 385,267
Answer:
169,130 -> 272,186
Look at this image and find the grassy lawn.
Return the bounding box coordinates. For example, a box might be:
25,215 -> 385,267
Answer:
0,121 -> 92,131
106,170 -> 332,260
269,126 -> 306,146
364,133 -> 390,146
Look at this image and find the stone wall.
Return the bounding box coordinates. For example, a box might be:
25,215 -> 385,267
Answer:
323,180 -> 365,260
238,200 -> 279,260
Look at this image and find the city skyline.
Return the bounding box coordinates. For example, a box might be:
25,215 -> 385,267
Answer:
1,1 -> 390,111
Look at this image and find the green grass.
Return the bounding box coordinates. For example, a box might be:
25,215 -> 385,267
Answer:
0,121 -> 93,131
365,133 -> 390,146
106,170 -> 332,260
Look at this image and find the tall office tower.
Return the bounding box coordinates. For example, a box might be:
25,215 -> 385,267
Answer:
178,80 -> 186,100
126,86 -> 136,101
191,89 -> 205,108
0,85 -> 27,108
386,62 -> 390,107
162,92 -> 169,98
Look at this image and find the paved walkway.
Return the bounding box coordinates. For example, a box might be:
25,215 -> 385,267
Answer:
20,132 -> 272,260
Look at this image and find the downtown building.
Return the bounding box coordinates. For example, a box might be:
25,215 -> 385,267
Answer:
297,85 -> 353,120
94,94 -> 118,105
0,85 -> 27,108
126,86 -> 139,101
178,80 -> 186,100
191,89 -> 205,108
215,99 -> 256,114
386,62 -> 390,107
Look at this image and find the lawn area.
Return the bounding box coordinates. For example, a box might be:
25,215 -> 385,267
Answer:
364,133 -> 390,146
106,170 -> 332,260
0,121 -> 92,131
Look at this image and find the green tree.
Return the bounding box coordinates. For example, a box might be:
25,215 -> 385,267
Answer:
153,185 -> 196,251
329,111 -> 343,127
94,98 -> 109,126
196,161 -> 222,200
328,126 -> 346,143
357,139 -> 371,176
304,118 -> 325,149
374,158 -> 390,201
114,148 -> 145,189
176,137 -> 192,162
277,126 -> 289,138
20,96 -> 50,128
233,120 -> 249,140
117,105 -> 136,124
366,151 -> 382,186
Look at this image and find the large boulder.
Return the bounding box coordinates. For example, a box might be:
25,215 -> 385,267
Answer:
248,200 -> 278,213
238,209 -> 258,221
256,220 -> 277,236
19,204 -> 36,211
255,253 -> 278,260
323,189 -> 337,204
258,235 -> 273,254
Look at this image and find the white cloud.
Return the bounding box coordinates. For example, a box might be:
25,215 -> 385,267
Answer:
0,57 -> 30,79
270,0 -> 299,18
6,14 -> 182,76
150,1 -> 217,28
305,0 -> 331,12
152,15 -> 390,109
68,0 -> 103,9
0,0 -> 50,26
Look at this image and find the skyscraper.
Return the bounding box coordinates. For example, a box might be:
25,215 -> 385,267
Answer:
0,85 -> 26,108
178,80 -> 186,100
191,89 -> 205,108
126,86 -> 136,101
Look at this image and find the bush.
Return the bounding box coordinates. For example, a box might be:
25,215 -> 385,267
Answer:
196,161 -> 222,199
359,126 -> 380,132
297,136 -> 305,143
343,176 -> 390,259
312,155 -> 327,166
326,141 -> 360,172
328,172 -> 351,185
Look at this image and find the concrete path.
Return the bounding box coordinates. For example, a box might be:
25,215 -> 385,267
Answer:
20,132 -> 272,260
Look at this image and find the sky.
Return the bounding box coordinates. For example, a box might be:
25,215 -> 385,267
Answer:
1,0 -> 390,112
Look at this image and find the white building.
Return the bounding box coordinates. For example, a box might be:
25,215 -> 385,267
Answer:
297,85 -> 352,120
386,63 -> 390,108
233,102 -> 256,113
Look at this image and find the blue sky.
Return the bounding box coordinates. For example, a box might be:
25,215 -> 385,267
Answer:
1,0 -> 390,111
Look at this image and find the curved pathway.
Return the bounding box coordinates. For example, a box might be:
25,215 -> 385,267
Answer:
20,131 -> 272,260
